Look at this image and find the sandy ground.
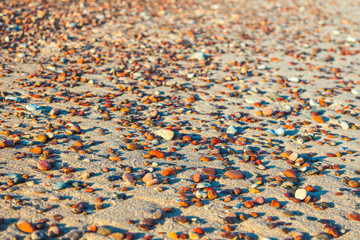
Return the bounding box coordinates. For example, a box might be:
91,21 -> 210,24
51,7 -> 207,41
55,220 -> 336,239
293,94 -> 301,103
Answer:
0,0 -> 360,239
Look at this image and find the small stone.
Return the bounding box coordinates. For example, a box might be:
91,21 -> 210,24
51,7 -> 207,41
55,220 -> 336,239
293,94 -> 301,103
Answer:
195,190 -> 207,199
283,169 -> 297,178
34,134 -> 48,143
274,127 -> 286,136
149,150 -> 165,158
122,173 -> 134,182
266,129 -> 277,136
31,230 -> 47,240
188,231 -> 201,239
153,209 -> 166,220
26,104 -> 42,111
30,147 -> 43,154
142,173 -> 154,183
348,212 -> 360,221
196,183 -> 211,189
97,226 -> 112,236
258,164 -> 266,170
233,188 -> 242,195
52,182 -> 67,191
64,229 -> 82,240
49,108 -> 60,116
271,200 -> 281,208
223,217 -> 235,224
146,179 -> 159,186
155,129 -> 174,140
288,76 -> 300,83
174,216 -> 190,224
37,160 -> 51,171
17,221 -> 36,233
282,210 -> 294,217
280,150 -> 293,159
48,225 -> 61,237
295,188 -> 307,200
138,224 -> 151,231
254,197 -> 265,205
224,170 -> 245,179
192,52 -> 206,61
314,233 -> 331,240
340,121 -> 349,130
127,143 -> 141,150
192,173 -> 203,183
309,99 -> 320,107
348,180 -> 360,188
162,168 -> 177,177
289,152 -> 299,161
207,189 -> 219,200
226,125 -> 238,134
263,107 -> 273,116
202,168 -> 217,175
110,232 -> 125,240
351,89 -> 360,96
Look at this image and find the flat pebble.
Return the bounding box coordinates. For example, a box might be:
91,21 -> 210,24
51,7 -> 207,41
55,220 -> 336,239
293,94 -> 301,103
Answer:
52,182 -> 67,191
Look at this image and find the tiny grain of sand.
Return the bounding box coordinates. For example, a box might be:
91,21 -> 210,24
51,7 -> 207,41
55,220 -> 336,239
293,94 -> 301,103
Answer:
1,0 -> 360,239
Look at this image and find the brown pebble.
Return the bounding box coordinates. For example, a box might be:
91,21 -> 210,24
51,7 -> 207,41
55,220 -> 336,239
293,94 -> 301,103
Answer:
283,169 -> 297,178
37,160 -> 51,171
162,168 -> 177,177
201,168 -> 217,175
193,173 -> 203,183
224,170 -> 245,179
127,143 -> 141,150
348,180 -> 360,188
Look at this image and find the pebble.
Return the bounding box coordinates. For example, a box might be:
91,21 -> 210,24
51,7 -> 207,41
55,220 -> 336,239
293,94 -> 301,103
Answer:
26,104 -> 43,112
31,230 -> 47,240
289,152 -> 299,161
197,183 -> 211,189
17,221 -> 35,233
97,226 -> 112,236
52,182 -> 67,191
283,169 -> 297,178
288,77 -> 300,83
224,170 -> 245,179
295,189 -> 307,200
226,125 -> 238,134
63,229 -> 82,240
155,129 -> 174,140
340,121 -> 349,130
195,190 -> 207,199
153,209 -> 166,220
309,99 -> 320,107
48,225 -> 61,237
122,173 -> 134,182
142,173 -> 154,183
254,197 -> 265,205
127,143 -> 141,150
192,52 -> 206,61
282,211 -> 294,217
34,134 -> 48,143
351,89 -> 360,95
314,233 -> 331,240
274,127 -> 286,136
37,160 -> 51,171
162,168 -> 177,176
263,107 -> 273,116
192,173 -> 203,183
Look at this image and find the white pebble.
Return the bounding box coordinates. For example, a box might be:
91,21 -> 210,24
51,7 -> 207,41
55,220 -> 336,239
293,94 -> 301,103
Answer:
295,188 -> 307,200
